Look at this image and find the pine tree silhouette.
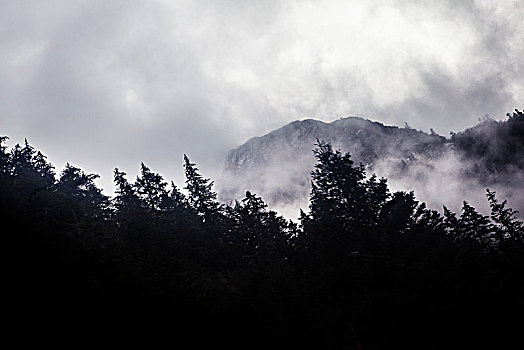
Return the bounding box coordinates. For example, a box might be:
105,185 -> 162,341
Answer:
134,163 -> 168,211
183,154 -> 220,221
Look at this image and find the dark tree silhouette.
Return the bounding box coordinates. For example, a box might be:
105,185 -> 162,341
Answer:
2,121 -> 524,349
134,162 -> 169,211
184,154 -> 221,220
113,167 -> 141,210
487,189 -> 523,246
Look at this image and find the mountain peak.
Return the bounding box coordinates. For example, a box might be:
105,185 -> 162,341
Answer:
219,116 -> 446,217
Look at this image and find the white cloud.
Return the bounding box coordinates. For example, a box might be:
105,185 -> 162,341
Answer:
1,0 -> 522,195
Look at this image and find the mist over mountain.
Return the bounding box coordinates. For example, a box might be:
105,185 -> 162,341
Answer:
220,110 -> 524,219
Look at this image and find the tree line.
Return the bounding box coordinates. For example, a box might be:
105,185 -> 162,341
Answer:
2,125 -> 524,348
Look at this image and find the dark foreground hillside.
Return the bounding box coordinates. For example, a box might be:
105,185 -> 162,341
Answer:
2,124 -> 524,348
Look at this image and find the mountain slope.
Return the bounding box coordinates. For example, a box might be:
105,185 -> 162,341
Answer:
220,112 -> 524,219
219,117 -> 448,217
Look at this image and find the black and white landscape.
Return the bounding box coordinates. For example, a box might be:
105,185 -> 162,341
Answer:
2,1 -> 524,348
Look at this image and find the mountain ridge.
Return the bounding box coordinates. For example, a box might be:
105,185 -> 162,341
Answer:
225,116 -> 446,171
219,112 -> 524,219
220,116 -> 448,217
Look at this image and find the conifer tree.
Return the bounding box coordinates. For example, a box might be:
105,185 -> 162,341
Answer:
308,140 -> 366,226
183,154 -> 220,220
9,140 -> 34,178
303,140 -> 392,258
57,164 -> 100,196
487,189 -> 523,245
112,167 -> 155,236
7,139 -> 55,187
232,193 -> 267,247
379,191 -> 419,233
113,168 -> 141,211
411,202 -> 444,232
307,140 -> 391,231
56,163 -> 109,215
161,181 -> 187,211
32,150 -> 55,186
458,201 -> 492,248
443,205 -> 459,237
226,191 -> 290,263
134,163 -> 168,211
363,174 -> 389,225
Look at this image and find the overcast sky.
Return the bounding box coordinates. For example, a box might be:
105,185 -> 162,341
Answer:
1,0 -> 523,194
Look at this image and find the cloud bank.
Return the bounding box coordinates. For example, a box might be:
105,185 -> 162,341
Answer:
1,0 -> 522,194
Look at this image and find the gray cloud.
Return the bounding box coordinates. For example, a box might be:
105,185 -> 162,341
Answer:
1,0 -> 522,195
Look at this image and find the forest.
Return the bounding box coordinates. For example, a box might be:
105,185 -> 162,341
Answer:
2,110 -> 524,348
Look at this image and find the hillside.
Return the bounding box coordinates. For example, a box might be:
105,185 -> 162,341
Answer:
220,112 -> 524,218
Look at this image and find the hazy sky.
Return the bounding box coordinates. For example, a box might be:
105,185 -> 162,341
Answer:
1,0 -> 523,194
